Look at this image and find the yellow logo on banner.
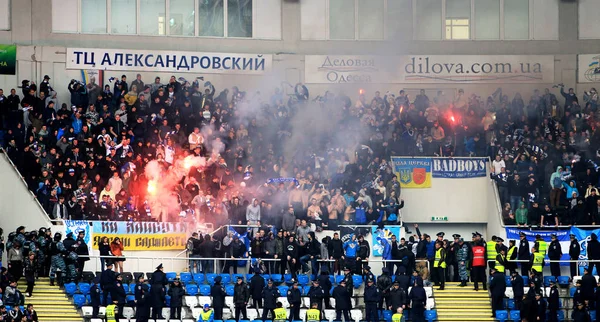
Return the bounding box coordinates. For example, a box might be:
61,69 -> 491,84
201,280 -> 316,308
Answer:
391,157 -> 432,188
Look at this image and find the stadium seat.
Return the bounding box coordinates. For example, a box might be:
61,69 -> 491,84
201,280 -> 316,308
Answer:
507,299 -> 515,309
505,288 -> 514,299
192,307 -> 202,319
324,309 -> 336,321
82,271 -> 95,283
199,296 -> 212,307
426,298 -> 435,310
298,274 -> 309,286
226,284 -> 235,296
505,275 -> 512,286
279,297 -> 290,308
302,297 -> 311,308
165,295 -> 171,306
424,287 -> 433,298
350,309 -> 363,322
162,307 -> 171,319
510,310 -> 520,321
180,272 -> 193,284
425,310 -> 438,322
82,306 -> 94,318
590,310 -> 597,321
126,295 -> 135,304
121,272 -> 133,284
98,306 -> 106,317
570,287 -> 576,297
557,276 -> 569,286
278,285 -> 289,295
352,275 -> 363,288
123,307 -> 136,319
219,273 -> 232,284
328,275 -> 335,285
129,283 -> 137,294
166,272 -> 177,282
91,319 -> 103,322
335,275 -> 345,284
121,283 -> 130,294
225,320 -> 237,322
284,274 -> 293,283
73,294 -> 86,308
200,285 -> 211,296
224,296 -> 234,309
193,273 -> 205,284
543,276 -> 556,287
206,273 -> 218,285
231,274 -> 244,282
186,284 -> 199,296
303,285 -> 311,295
271,274 -> 283,283
557,310 -> 565,322
247,309 -> 258,320
495,310 -> 508,322
261,274 -> 271,282
522,276 -> 529,286
78,282 -> 91,295
246,274 -> 254,282
64,282 -> 78,296
382,309 -> 393,321
184,296 -> 198,308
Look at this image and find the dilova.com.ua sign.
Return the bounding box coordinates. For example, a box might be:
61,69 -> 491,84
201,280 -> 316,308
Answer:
305,55 -> 554,84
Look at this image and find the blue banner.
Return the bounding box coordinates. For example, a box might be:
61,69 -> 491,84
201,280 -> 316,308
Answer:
569,227 -> 600,268
432,158 -> 488,178
505,228 -> 571,265
65,220 -> 91,246
372,226 -> 402,257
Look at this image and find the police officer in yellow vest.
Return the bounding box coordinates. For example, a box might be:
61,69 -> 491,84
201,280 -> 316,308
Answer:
306,302 -> 321,322
433,241 -> 447,290
199,303 -> 214,322
506,240 -> 518,275
392,307 -> 403,322
273,302 -> 287,321
530,246 -> 545,279
495,240 -> 507,275
106,300 -> 119,322
534,234 -> 547,255
487,236 -> 498,269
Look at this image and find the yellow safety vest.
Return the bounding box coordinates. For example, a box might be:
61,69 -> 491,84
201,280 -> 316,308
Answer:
495,254 -> 505,273
507,246 -> 516,260
201,309 -> 213,321
306,309 -> 321,321
487,242 -> 497,262
434,248 -> 446,268
532,252 -> 544,273
392,312 -> 403,322
537,240 -> 547,255
274,307 -> 287,320
106,304 -> 117,322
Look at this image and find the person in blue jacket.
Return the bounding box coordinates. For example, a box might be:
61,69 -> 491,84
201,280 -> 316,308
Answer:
198,303 -> 214,322
343,235 -> 358,272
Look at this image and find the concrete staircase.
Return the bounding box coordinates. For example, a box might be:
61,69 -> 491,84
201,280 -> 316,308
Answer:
17,277 -> 82,321
434,285 -> 495,321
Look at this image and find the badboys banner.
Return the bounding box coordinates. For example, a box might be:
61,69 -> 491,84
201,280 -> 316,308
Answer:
305,55 -> 554,84
67,48 -> 272,75
372,226 -> 402,257
432,158 -> 488,178
91,221 -> 188,250
390,157 -> 432,188
505,228 -> 570,265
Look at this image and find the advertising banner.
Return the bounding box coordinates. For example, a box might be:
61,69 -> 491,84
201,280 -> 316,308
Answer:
390,157 -> 432,188
305,55 -> 554,84
91,221 -> 188,250
505,228 -> 570,265
67,48 -> 272,75
578,54 -> 600,83
0,45 -> 16,75
432,158 -> 488,178
372,226 -> 402,257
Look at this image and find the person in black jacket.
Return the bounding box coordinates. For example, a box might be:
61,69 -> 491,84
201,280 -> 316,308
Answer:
511,271 -> 524,310
150,264 -> 167,320
408,278 -> 426,322
547,234 -> 562,278
364,279 -> 379,322
134,275 -> 150,322
111,274 -> 127,319
285,236 -> 299,278
261,279 -> 281,321
332,280 -> 351,321
300,232 -> 320,275
535,292 -> 547,322
90,277 -> 101,318
581,267 -> 596,304
547,280 -> 559,322
328,232 -> 344,275
168,278 -> 185,319
342,267 -> 353,296
249,270 -> 265,309
100,262 -> 116,306
572,302 -> 591,322
517,232 -> 530,276
377,267 -> 392,310
211,276 -> 227,320
287,281 -> 301,321
357,235 -> 370,275
318,270 -> 333,309
569,234 -> 581,277
75,230 -> 90,282
588,233 -> 600,275
388,281 -> 407,313
308,279 -> 325,311
489,268 -> 506,318
233,276 -> 250,320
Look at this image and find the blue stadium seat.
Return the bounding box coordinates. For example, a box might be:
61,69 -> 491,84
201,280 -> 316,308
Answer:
214,320 -> 224,322
303,285 -> 311,295
226,284 -> 235,296
590,310 -> 597,321
126,295 -> 135,304
78,282 -> 91,295
505,276 -> 512,287
570,287 -> 576,297
239,319 -> 250,322
219,273 -> 231,285
64,282 -> 78,296
297,274 -> 309,286
352,275 -> 363,288
86,295 -> 91,304
246,274 -> 254,282
261,274 -> 271,282
166,272 -> 177,282
129,283 -> 137,294
252,320 -> 263,322
557,276 -> 569,286
382,310 -> 392,321
335,275 -> 345,284
206,273 -> 218,285
522,276 -> 529,286
73,294 -> 86,308
278,286 -> 289,295
557,310 -> 565,322
200,284 -> 211,296
121,283 -> 129,294
193,273 -> 205,284
186,284 -> 199,296
180,272 -> 193,284
284,274 -> 293,283
165,295 -> 171,306
543,276 -> 556,287
424,309 -> 437,322
510,310 -> 520,321
271,274 -> 283,283
507,299 -> 515,310
225,320 -> 236,322
495,310 -> 508,322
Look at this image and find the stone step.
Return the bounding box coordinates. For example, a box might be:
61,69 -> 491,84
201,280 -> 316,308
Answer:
436,305 -> 492,309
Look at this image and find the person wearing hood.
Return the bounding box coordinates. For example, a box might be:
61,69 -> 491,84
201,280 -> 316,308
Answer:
549,166 -> 563,208
563,180 -> 579,201
588,233 -> 600,279
408,278 -> 426,322
246,198 -> 261,236
515,202 -> 528,227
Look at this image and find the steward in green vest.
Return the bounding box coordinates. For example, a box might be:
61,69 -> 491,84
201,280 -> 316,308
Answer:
487,235 -> 498,268
106,301 -> 119,322
392,307 -> 404,322
273,302 -> 287,321
305,303 -> 321,321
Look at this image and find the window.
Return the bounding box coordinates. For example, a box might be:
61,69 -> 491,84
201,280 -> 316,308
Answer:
475,0 -> 500,40
82,0 -> 107,34
227,0 -> 252,38
169,0 -> 195,36
140,0 -> 166,35
415,0 -> 442,40
52,0 -> 79,33
0,0 -> 9,30
329,0 -> 355,40
445,0 -> 470,39
198,0 -> 224,37
445,19 -> 469,40
579,0 -> 600,39
111,0 -> 137,34
357,0 -> 384,40
504,0 -> 528,40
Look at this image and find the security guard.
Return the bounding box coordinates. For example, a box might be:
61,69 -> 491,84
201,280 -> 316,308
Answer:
547,280 -> 559,322
287,281 -> 302,321
90,277 -> 101,318
471,240 -> 487,291
486,236 -> 498,269
273,302 -> 287,321
495,240 -> 507,275
364,278 -> 380,322
433,241 -> 447,290
547,234 -> 562,278
305,302 -> 321,321
392,307 -> 403,322
506,240 -> 518,275
106,300 -> 119,322
135,275 -> 150,322
569,234 -> 581,278
199,303 -> 214,322
456,237 -> 470,287
530,246 -> 545,279
518,232 -> 531,276
534,234 -> 547,256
